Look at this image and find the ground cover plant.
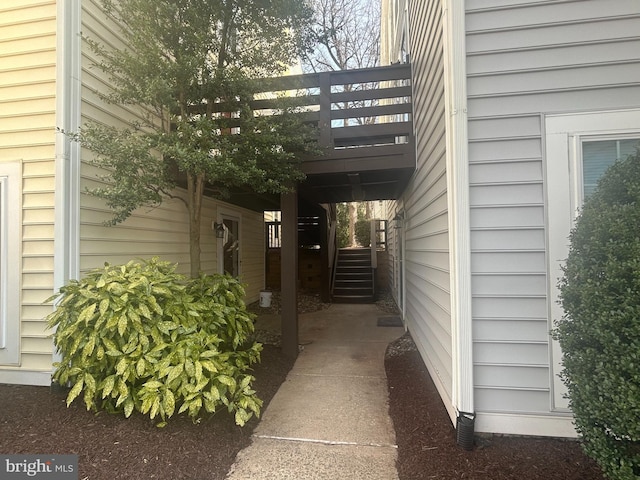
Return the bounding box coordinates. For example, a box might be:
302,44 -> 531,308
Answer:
47,258 -> 261,427
554,150 -> 640,479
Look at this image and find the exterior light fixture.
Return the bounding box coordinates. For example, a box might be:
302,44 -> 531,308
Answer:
213,222 -> 225,238
393,212 -> 405,229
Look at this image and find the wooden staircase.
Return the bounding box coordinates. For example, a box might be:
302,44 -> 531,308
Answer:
332,248 -> 375,303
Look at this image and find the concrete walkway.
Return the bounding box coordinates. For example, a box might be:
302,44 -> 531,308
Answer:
225,303 -> 404,480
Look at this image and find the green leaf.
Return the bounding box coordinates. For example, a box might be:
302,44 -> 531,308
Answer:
185,358 -> 195,376
200,349 -> 219,358
195,361 -> 203,383
235,408 -> 251,427
210,385 -> 221,402
102,376 -> 116,399
163,390 -> 176,417
124,398 -> 135,418
200,360 -> 217,373
141,395 -> 154,414
102,338 -> 119,353
84,372 -> 97,393
139,303 -> 152,319
67,377 -> 84,407
116,358 -> 129,376
82,334 -> 96,358
117,315 -> 128,337
167,364 -> 184,384
78,303 -> 97,325
143,380 -> 163,390
136,358 -> 146,377
194,377 -> 209,392
150,397 -> 161,419
117,378 -> 128,398
99,298 -> 110,316
217,374 -> 236,391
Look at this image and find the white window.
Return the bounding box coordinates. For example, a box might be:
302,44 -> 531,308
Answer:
545,109 -> 640,411
0,162 -> 21,365
581,138 -> 639,198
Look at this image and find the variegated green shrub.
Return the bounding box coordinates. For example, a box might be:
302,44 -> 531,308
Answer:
47,258 -> 262,427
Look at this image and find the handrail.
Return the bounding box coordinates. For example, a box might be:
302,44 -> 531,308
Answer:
370,219 -> 378,270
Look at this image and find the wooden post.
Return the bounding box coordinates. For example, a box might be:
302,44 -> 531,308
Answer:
280,190 -> 299,358
320,207 -> 331,303
318,71 -> 332,150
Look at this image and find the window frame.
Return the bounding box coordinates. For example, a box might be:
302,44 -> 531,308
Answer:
545,108 -> 640,411
0,161 -> 22,365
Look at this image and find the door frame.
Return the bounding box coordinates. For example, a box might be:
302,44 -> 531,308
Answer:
217,210 -> 242,277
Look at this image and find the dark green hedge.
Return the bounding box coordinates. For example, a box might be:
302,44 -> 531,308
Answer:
554,150 -> 640,479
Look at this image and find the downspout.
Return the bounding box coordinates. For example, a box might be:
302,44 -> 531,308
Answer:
442,0 -> 475,449
53,0 -> 82,365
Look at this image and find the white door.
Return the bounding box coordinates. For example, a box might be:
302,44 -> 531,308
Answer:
545,108 -> 640,410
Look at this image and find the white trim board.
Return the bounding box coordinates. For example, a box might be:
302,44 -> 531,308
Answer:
0,162 -> 22,366
476,412 -> 577,438
442,0 -> 474,417
544,107 -> 640,411
0,370 -> 52,387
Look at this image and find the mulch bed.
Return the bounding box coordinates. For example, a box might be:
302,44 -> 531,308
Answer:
0,345 -> 294,480
0,294 -> 607,479
386,333 -> 605,480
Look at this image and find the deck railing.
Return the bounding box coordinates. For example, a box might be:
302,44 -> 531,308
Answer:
252,63 -> 414,168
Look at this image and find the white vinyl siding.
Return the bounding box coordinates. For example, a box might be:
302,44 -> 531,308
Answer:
466,0 -> 640,428
0,1 -> 57,383
402,0 -> 453,410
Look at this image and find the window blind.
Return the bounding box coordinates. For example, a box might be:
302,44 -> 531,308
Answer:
582,139 -> 639,197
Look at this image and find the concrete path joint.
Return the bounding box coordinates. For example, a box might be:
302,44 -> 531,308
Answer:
253,434 -> 398,449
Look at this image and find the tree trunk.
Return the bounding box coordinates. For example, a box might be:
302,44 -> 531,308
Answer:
187,172 -> 205,277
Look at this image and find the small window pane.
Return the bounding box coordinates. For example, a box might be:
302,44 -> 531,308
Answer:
582,139 -> 640,197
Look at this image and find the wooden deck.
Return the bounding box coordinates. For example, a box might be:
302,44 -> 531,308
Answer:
255,63 -> 415,203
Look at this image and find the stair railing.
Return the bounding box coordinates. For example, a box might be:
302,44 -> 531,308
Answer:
370,219 -> 378,270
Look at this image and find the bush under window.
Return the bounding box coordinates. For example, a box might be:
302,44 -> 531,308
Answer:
554,150 -> 640,479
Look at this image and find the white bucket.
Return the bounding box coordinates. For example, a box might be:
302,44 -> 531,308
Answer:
259,291 -> 272,308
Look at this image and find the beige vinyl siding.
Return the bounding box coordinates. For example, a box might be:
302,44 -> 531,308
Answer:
0,0 -> 57,380
78,1 -> 190,274
79,1 -> 265,296
402,1 -> 453,407
240,210 -> 266,303
465,0 -> 640,418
